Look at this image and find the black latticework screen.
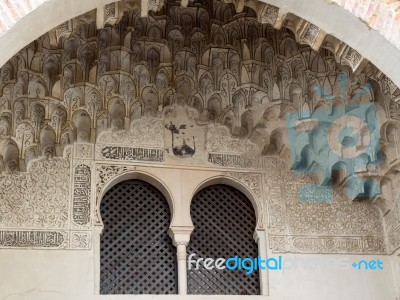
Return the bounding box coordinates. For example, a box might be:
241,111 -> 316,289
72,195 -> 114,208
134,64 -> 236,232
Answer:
100,179 -> 177,294
188,184 -> 260,295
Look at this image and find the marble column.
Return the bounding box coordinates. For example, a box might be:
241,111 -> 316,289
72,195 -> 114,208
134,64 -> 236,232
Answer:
169,226 -> 193,295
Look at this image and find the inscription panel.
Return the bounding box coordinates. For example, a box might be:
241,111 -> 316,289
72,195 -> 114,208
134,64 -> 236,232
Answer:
270,235 -> 386,254
208,153 -> 262,169
73,164 -> 91,227
0,230 -> 66,248
98,146 -> 164,162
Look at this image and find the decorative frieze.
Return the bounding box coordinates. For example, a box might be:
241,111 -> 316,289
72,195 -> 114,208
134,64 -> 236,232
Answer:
208,153 -> 262,169
0,230 -> 67,249
98,146 -> 164,162
270,235 -> 386,254
206,125 -> 260,156
97,118 -> 164,148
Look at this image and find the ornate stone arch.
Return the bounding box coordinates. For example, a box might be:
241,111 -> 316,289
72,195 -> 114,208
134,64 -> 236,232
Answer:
94,168 -> 179,294
189,174 -> 265,231
187,173 -> 269,295
96,169 -> 176,227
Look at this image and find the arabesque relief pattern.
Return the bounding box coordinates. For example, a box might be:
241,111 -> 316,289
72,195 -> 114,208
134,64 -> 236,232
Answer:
262,158 -> 385,254
0,0 -> 399,253
0,157 -> 70,228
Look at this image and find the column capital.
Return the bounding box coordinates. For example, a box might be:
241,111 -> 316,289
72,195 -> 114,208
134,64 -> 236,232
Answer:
168,226 -> 194,247
253,229 -> 266,243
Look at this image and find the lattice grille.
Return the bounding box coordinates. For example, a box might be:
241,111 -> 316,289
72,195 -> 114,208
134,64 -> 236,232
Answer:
188,184 -> 260,295
100,179 -> 177,294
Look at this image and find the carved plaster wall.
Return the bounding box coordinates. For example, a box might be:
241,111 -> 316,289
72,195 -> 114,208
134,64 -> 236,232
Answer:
262,158 -> 385,254
0,0 -> 399,256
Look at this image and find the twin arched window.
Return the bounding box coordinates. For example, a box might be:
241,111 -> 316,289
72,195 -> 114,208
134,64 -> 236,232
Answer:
100,179 -> 259,295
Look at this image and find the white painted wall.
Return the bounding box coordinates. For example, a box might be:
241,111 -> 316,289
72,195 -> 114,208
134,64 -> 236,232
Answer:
269,254 -> 396,300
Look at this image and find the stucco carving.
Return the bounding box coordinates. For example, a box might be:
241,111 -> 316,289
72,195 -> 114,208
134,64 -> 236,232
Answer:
75,144 -> 94,159
0,0 -> 398,176
387,226 -> 400,254
73,164 -> 92,228
384,192 -> 400,254
71,231 -> 91,249
97,146 -> 164,162
262,157 -> 386,254
206,125 -> 260,156
270,235 -> 386,254
262,158 -> 287,235
208,153 -> 263,169
225,172 -> 265,229
260,4 -> 279,24
96,164 -> 131,198
0,158 -> 70,228
302,24 -> 321,45
0,230 -> 67,248
97,117 -> 164,148
0,0 -> 398,255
